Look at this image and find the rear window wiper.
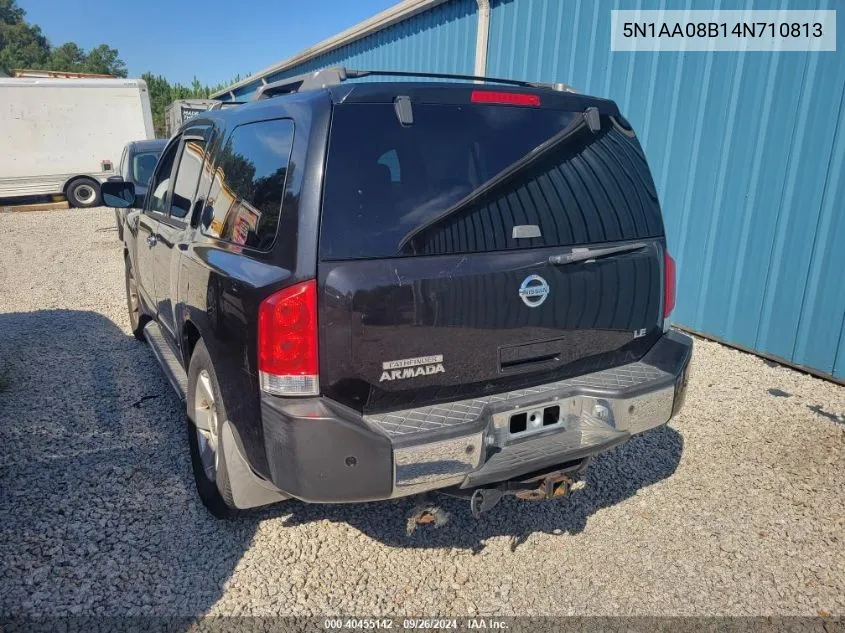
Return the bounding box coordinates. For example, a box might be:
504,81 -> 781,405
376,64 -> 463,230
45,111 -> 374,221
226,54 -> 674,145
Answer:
548,241 -> 648,266
398,107 -> 601,253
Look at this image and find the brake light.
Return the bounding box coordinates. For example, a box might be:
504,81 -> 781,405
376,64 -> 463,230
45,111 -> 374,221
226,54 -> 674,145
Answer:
258,280 -> 319,396
664,250 -> 676,319
470,90 -> 541,107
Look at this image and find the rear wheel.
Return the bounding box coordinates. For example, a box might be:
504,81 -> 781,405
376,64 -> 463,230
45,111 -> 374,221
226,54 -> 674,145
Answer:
186,340 -> 237,518
124,258 -> 147,341
66,178 -> 102,208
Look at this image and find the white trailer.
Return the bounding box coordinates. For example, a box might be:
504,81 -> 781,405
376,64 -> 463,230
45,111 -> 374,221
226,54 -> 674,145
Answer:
0,78 -> 155,207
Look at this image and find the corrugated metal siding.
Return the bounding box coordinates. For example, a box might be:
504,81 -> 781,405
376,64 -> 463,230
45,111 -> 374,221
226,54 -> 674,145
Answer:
227,0 -> 478,100
487,0 -> 845,379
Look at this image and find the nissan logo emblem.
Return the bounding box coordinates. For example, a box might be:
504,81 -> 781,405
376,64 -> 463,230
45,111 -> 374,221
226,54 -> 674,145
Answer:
519,274 -> 550,308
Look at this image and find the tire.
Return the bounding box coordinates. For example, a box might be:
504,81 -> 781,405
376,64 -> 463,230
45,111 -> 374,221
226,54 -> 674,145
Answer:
66,177 -> 102,208
186,340 -> 238,518
124,258 -> 147,341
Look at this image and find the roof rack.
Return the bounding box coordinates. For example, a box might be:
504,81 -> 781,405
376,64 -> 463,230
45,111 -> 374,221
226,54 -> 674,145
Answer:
253,67 -> 575,100
208,100 -> 247,110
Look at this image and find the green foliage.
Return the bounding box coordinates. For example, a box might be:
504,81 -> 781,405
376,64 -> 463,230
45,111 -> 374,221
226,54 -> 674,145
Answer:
48,42 -> 85,72
80,43 -> 126,77
0,0 -> 126,76
0,0 -> 25,24
0,19 -> 49,72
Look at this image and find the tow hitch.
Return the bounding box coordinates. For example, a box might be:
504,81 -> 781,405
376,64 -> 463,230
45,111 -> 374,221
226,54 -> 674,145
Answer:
468,469 -> 576,518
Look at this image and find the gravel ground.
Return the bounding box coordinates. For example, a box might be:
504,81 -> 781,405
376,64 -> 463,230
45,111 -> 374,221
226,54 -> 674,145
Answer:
0,207 -> 843,618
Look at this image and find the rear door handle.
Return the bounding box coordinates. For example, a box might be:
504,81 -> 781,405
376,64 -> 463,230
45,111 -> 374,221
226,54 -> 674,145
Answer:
146,234 -> 157,247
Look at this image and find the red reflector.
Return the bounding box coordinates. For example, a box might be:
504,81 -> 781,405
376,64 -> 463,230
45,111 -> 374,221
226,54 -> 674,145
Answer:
664,250 -> 676,319
470,90 -> 541,107
258,280 -> 318,378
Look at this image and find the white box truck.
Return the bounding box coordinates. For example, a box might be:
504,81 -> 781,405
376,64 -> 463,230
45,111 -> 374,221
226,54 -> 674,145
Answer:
0,78 -> 155,207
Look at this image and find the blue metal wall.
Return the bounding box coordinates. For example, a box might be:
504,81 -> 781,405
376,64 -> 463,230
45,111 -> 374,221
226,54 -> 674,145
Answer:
227,0 -> 478,100
223,0 -> 845,380
486,0 -> 845,380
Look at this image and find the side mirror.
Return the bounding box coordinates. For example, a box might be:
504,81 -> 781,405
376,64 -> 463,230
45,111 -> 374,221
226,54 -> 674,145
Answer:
101,180 -> 136,208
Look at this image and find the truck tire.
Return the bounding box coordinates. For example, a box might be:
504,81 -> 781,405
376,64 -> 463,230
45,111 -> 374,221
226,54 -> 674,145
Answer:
66,177 -> 102,208
124,258 -> 147,341
186,340 -> 238,518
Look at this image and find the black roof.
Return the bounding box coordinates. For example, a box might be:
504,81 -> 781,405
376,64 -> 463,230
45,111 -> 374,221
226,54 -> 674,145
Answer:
127,139 -> 168,152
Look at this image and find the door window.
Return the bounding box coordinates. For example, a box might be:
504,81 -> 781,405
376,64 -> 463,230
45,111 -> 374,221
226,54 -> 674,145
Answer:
170,135 -> 208,220
147,142 -> 179,214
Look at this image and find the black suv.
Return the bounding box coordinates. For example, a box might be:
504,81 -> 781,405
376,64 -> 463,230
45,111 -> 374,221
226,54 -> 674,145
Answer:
102,68 -> 692,518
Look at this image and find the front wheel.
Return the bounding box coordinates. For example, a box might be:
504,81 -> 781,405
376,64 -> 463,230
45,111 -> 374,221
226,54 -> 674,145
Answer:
66,178 -> 102,208
186,340 -> 238,518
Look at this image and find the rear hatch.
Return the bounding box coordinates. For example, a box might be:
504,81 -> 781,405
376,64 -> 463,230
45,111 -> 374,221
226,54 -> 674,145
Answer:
318,85 -> 666,413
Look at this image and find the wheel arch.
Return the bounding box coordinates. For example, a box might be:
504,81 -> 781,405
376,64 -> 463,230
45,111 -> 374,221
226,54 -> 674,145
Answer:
181,319 -> 202,370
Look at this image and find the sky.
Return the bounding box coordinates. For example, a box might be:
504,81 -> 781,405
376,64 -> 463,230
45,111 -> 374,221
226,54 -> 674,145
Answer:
21,0 -> 399,87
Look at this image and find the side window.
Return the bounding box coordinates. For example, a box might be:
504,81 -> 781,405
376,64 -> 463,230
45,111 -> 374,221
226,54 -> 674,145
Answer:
202,118 -> 294,250
170,135 -> 208,219
147,141 -> 179,214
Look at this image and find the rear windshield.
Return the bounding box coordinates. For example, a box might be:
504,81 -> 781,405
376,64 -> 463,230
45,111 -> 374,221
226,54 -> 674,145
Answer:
320,102 -> 664,260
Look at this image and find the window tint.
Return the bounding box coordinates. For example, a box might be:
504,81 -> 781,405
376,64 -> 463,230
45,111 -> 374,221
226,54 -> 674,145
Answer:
321,103 -> 664,260
132,151 -> 161,186
202,119 -> 294,250
147,142 -> 179,214
170,137 -> 207,219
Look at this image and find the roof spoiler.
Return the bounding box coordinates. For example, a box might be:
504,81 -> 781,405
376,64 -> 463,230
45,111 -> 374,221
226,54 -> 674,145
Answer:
253,67 -> 577,100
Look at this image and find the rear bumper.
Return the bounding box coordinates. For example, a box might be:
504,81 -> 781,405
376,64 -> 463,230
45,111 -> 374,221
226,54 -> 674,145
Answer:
260,330 -> 693,503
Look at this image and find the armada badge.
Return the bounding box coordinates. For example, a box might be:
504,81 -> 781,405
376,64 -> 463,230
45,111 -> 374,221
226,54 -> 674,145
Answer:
379,355 -> 445,382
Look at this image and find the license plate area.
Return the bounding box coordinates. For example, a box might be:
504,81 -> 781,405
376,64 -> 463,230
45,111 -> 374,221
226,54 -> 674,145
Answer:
507,404 -> 562,434
490,396 -> 587,445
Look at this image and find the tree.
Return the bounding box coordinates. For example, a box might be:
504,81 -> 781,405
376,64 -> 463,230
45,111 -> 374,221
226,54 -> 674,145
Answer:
0,0 -> 126,76
141,72 -> 174,137
0,0 -> 25,25
81,43 -> 126,77
48,41 -> 85,72
0,0 -> 49,73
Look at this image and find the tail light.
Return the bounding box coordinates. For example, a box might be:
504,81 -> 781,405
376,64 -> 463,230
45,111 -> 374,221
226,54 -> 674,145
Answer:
663,249 -> 676,319
258,280 -> 319,396
470,90 -> 541,107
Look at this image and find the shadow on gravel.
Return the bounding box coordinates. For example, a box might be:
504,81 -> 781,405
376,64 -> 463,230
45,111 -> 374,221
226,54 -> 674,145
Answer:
0,310 -> 257,619
277,418 -> 684,553
0,308 -> 685,620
